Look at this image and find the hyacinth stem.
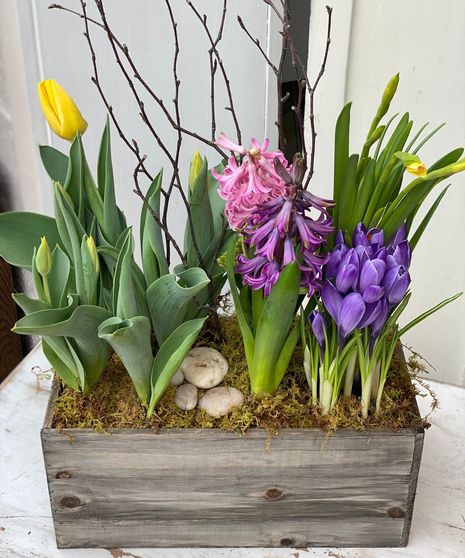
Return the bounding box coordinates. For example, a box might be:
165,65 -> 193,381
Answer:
375,378 -> 387,416
343,353 -> 357,398
320,379 -> 333,416
361,366 -> 377,419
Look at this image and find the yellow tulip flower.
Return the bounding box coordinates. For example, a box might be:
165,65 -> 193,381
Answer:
35,236 -> 52,277
406,161 -> 427,177
188,150 -> 204,190
38,79 -> 88,141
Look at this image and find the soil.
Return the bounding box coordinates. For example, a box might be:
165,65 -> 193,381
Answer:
52,315 -> 423,433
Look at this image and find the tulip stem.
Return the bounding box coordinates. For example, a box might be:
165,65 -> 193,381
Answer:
42,276 -> 52,306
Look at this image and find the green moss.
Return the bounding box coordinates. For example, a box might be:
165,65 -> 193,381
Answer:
52,316 -> 421,432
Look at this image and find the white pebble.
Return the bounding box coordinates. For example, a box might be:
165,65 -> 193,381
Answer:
198,386 -> 244,418
170,368 -> 184,386
174,383 -> 198,411
181,347 -> 228,389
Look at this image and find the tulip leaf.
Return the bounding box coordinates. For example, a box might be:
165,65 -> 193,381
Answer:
42,338 -> 80,390
184,158 -> 214,266
140,170 -> 169,286
251,261 -> 300,395
97,118 -> 122,244
39,145 -> 69,184
13,293 -> 48,314
409,185 -> 450,250
147,317 -> 206,417
49,245 -> 71,308
0,212 -> 61,270
146,267 -> 210,345
98,315 -> 153,403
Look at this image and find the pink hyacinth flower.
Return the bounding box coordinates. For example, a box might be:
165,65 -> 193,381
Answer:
212,133 -> 289,230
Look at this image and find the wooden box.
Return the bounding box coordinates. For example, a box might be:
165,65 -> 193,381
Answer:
41,380 -> 424,549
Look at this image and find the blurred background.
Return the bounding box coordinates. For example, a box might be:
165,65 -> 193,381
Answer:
0,0 -> 464,387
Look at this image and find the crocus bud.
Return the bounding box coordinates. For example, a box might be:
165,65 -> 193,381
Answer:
384,265 -> 410,305
86,236 -> 100,273
309,310 -> 327,348
189,150 -> 204,190
36,237 -> 52,277
38,79 -> 88,141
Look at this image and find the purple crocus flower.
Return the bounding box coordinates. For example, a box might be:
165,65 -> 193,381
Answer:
309,310 -> 327,348
235,154 -> 334,297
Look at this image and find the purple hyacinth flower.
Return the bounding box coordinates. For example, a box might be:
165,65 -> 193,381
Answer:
384,265 -> 410,305
338,292 -> 366,339
309,310 -> 327,348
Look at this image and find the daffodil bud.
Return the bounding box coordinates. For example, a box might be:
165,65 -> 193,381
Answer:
38,79 -> 88,141
406,161 -> 427,177
35,237 -> 52,277
188,150 -> 204,191
86,236 -> 100,273
380,73 -> 400,113
395,151 -> 427,177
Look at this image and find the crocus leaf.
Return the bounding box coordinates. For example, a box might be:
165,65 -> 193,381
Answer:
39,145 -> 68,184
146,267 -> 210,345
0,212 -> 61,270
98,315 -> 153,403
409,185 -> 450,250
251,261 -> 300,395
147,317 -> 206,417
398,292 -> 462,337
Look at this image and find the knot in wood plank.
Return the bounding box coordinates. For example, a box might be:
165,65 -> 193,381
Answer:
263,487 -> 284,500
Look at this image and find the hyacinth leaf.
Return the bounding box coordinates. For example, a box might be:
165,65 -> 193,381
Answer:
226,238 -> 255,368
146,267 -> 210,345
0,212 -> 61,270
42,337 -> 80,390
13,298 -> 111,390
380,158 -> 465,241
251,261 -> 300,395
97,117 -> 123,245
140,170 -> 169,286
39,145 -> 68,184
147,317 -> 206,417
184,157 -> 214,266
398,292 -> 462,337
338,154 -> 359,234
333,102 -> 351,228
409,185 -> 450,250
98,315 -> 153,403
271,319 -> 300,392
251,288 -> 264,334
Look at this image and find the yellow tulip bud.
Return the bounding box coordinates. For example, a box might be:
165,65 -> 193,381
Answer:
406,161 -> 427,177
38,79 -> 88,141
86,236 -> 100,273
36,237 -> 52,277
188,150 -> 204,190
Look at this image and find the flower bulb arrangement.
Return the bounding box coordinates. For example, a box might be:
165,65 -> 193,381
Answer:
2,0 -> 464,549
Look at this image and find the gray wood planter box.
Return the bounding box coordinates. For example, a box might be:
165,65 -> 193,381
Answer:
41,380 -> 424,549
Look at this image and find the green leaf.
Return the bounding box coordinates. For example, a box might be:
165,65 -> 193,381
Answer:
350,158 -> 375,232
146,267 -> 210,345
97,117 -> 122,244
410,185 -> 450,250
271,318 -> 300,391
140,170 -> 169,286
338,154 -> 359,233
147,317 -> 206,416
98,315 -> 153,403
398,293 -> 462,337
0,212 -> 61,270
48,245 -> 71,308
412,122 -> 446,154
184,158 -> 214,266
13,293 -> 48,314
333,102 -> 351,229
39,145 -> 68,184
251,261 -> 300,395
225,237 -> 255,369
427,148 -> 464,173
42,338 -> 80,390
208,164 -> 226,237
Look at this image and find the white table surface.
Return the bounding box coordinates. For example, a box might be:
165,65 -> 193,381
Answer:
1,344 -> 464,558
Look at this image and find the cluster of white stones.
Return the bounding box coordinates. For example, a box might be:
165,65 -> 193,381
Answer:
170,347 -> 244,417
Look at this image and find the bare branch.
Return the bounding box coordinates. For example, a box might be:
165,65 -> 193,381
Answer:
237,15 -> 278,75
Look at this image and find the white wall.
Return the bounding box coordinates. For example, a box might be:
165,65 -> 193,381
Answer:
308,0 -> 465,386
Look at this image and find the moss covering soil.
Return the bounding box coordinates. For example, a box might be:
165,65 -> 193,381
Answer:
52,316 -> 423,434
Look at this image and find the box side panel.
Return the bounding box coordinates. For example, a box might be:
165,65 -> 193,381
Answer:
42,428 -> 417,548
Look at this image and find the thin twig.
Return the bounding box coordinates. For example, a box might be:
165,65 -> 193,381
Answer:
188,0 -> 242,145
237,15 -> 278,75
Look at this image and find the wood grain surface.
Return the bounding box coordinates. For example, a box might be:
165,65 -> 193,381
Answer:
0,257 -> 22,382
41,380 -> 424,549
